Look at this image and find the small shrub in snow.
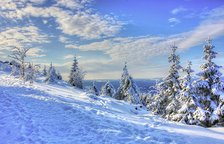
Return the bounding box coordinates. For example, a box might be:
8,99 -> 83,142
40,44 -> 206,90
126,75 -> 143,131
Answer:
57,71 -> 62,80
89,82 -> 99,96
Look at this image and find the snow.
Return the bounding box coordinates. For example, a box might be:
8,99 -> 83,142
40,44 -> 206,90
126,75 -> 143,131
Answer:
0,72 -> 224,144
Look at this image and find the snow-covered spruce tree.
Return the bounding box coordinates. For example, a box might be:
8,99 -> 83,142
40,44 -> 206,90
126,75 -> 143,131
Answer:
68,57 -> 84,89
215,97 -> 224,125
89,82 -> 99,96
114,62 -> 141,104
45,63 -> 58,83
100,81 -> 115,97
150,45 -> 182,119
24,63 -> 35,83
173,61 -> 198,124
193,38 -> 224,126
142,80 -> 159,107
42,65 -> 47,76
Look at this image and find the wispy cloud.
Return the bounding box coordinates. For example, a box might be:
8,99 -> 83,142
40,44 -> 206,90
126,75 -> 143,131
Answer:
59,36 -> 71,44
63,54 -> 79,60
27,47 -> 46,57
168,18 -> 181,26
29,0 -> 47,5
171,6 -> 187,15
65,6 -> 224,78
55,0 -> 92,10
0,26 -> 49,50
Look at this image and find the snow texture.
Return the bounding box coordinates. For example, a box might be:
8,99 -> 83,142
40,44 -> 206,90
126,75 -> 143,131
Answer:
0,71 -> 224,144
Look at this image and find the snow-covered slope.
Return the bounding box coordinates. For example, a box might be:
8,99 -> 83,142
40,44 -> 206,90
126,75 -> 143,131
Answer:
0,72 -> 224,144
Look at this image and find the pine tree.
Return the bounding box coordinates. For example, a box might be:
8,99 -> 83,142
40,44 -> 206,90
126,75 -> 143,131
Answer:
42,65 -> 47,76
193,38 -> 224,126
173,61 -> 198,124
45,63 -> 58,83
24,63 -> 35,83
215,98 -> 224,124
151,45 -> 182,118
114,62 -> 141,104
89,82 -> 99,96
68,57 -> 84,89
100,81 -> 115,97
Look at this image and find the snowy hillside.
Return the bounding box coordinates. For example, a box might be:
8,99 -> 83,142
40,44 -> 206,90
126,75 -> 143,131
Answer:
0,72 -> 224,144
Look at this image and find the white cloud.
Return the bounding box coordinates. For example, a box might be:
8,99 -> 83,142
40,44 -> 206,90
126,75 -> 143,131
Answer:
168,18 -> 181,26
179,6 -> 224,50
0,26 -> 49,58
0,0 -> 17,10
61,6 -> 224,79
0,26 -> 49,49
27,47 -> 45,57
171,7 -> 187,15
63,54 -> 74,59
65,44 -> 77,49
66,6 -> 224,77
200,6 -> 224,19
56,0 -> 91,10
66,36 -> 185,66
0,1 -> 123,40
59,36 -> 71,44
29,0 -> 46,5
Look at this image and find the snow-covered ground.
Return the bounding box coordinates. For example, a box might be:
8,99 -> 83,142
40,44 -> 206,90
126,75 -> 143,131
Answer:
0,72 -> 224,144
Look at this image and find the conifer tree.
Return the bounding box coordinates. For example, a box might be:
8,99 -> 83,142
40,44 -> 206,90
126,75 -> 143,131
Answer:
114,62 -> 141,104
45,63 -> 58,83
68,57 -> 84,89
101,81 -> 115,97
89,82 -> 99,96
193,38 -> 224,126
151,45 -> 182,118
24,63 -> 34,82
173,61 -> 198,124
42,65 -> 47,76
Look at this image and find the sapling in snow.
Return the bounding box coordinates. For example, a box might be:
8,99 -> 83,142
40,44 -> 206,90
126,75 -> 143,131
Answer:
89,82 -> 99,96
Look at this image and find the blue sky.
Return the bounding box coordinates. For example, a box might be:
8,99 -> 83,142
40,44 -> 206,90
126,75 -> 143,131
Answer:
0,0 -> 224,80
